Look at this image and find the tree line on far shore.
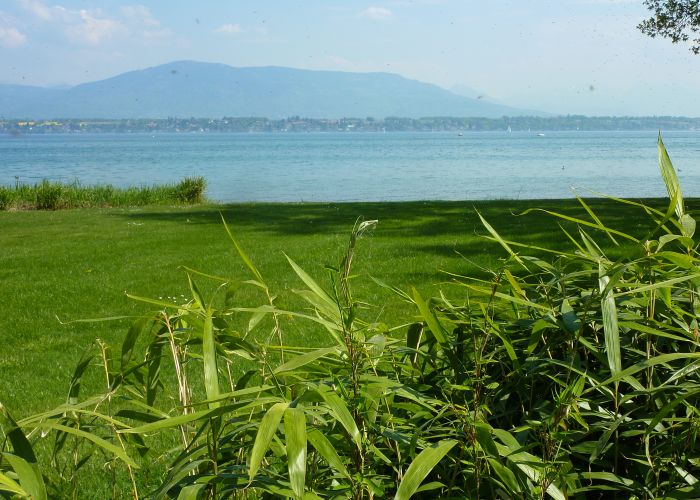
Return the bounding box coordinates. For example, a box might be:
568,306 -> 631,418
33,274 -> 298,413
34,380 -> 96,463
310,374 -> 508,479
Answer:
3,115 -> 700,134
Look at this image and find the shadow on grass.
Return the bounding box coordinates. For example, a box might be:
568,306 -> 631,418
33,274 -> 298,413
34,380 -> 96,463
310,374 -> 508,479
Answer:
115,198 -> 680,244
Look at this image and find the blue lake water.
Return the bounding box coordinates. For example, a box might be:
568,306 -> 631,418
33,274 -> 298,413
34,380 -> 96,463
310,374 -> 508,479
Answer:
1,131 -> 699,202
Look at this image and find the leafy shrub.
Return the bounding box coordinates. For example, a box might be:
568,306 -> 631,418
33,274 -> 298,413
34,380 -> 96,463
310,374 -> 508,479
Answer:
175,176 -> 206,204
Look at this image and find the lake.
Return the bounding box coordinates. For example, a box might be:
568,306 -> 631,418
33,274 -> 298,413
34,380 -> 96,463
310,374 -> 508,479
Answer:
2,130 -> 699,202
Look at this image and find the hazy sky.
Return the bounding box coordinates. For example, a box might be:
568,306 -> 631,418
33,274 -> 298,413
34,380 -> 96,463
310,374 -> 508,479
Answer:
1,0 -> 699,116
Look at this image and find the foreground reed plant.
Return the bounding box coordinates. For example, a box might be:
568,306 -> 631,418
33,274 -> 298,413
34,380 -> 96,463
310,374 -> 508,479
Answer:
2,135 -> 699,498
0,176 -> 207,210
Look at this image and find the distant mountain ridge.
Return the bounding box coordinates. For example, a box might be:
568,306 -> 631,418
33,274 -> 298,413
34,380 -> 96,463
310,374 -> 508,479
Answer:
0,61 -> 547,119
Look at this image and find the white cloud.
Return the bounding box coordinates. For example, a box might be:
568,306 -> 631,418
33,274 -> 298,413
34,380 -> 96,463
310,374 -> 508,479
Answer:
64,10 -> 124,45
121,5 -> 160,27
0,12 -> 26,47
216,23 -> 243,35
17,0 -> 53,21
16,1 -> 171,45
120,5 -> 170,39
360,6 -> 393,20
0,25 -> 26,47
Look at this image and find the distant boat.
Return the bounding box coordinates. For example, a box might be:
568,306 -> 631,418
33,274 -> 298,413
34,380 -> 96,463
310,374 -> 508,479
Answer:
457,132 -> 463,137
537,133 -> 545,137
507,125 -> 512,133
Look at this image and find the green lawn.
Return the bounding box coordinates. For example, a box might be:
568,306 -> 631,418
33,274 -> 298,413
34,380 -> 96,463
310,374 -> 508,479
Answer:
0,198 -> 668,417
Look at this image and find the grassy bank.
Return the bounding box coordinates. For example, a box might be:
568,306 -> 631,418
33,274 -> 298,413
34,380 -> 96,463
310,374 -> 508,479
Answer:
0,176 -> 206,210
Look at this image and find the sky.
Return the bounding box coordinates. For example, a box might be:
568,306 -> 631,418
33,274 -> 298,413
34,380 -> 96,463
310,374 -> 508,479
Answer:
1,0 -> 699,116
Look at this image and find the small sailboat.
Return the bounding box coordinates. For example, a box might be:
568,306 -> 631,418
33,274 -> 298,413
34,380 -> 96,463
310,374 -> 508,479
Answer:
507,125 -> 512,133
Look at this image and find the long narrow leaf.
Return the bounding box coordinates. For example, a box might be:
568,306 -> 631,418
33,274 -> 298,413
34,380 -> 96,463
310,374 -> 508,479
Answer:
274,347 -> 338,374
249,402 -> 289,481
478,211 -> 526,268
202,308 -> 220,409
284,407 -> 307,499
1,453 -> 46,500
0,403 -> 37,464
576,194 -> 619,245
307,429 -> 350,478
39,422 -> 138,468
588,353 -> 700,391
519,208 -> 639,242
395,440 -> 456,500
0,471 -> 26,496
221,214 -> 265,283
599,263 -> 621,377
658,133 -> 684,218
285,254 -> 337,312
317,389 -> 361,449
412,288 -> 448,346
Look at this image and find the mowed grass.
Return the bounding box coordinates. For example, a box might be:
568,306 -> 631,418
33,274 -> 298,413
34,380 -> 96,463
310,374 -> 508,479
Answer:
0,198 -> 675,417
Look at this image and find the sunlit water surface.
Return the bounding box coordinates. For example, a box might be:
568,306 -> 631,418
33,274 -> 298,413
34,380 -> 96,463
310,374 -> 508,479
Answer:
2,131 -> 699,201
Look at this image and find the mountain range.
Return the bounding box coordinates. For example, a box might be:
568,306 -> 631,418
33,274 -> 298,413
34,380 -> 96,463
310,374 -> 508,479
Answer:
0,61 -> 546,119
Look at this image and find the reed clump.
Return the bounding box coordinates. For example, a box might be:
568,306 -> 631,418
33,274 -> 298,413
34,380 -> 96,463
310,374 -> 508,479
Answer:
2,137 -> 700,499
0,176 -> 207,210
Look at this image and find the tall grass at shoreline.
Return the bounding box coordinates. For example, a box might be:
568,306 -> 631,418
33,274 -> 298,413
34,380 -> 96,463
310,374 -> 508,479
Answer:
0,176 -> 206,210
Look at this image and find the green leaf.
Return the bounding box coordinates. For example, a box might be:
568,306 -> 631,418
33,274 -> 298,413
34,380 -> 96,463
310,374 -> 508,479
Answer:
561,298 -> 581,335
249,402 -> 289,481
202,307 -> 220,409
121,316 -> 151,372
589,353 -> 700,390
658,132 -> 684,218
395,440 -> 456,500
567,471 -> 637,490
177,483 -> 207,499
492,429 -> 567,500
411,288 -> 448,346
576,194 -> 619,246
477,211 -> 526,268
487,457 -> 522,495
39,422 -> 138,468
406,323 -> 423,352
680,213 -> 696,238
316,388 -> 361,449
284,407 -> 307,499
221,214 -> 265,283
121,398 -> 280,434
307,429 -> 350,479
1,453 -> 46,500
591,417 -> 623,463
646,389 -> 700,436
274,347 -> 338,374
0,403 -> 37,464
66,347 -> 96,405
187,273 -> 206,311
458,283 -> 552,312
0,470 -> 27,496
475,424 -> 499,457
519,207 -> 638,243
285,254 -> 337,314
599,263 -> 621,377
614,273 -> 700,298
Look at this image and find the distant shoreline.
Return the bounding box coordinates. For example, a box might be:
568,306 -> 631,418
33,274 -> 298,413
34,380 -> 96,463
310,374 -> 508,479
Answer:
2,115 -> 700,134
